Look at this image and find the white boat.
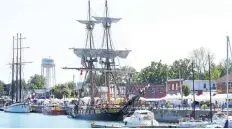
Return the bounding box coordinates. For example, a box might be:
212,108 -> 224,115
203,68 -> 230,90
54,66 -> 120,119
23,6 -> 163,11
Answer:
123,110 -> 159,127
178,119 -> 209,128
4,99 -> 32,113
211,112 -> 232,128
202,123 -> 223,128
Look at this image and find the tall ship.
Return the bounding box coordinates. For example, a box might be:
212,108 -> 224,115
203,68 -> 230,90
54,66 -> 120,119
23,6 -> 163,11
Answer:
63,0 -> 150,121
4,33 -> 31,113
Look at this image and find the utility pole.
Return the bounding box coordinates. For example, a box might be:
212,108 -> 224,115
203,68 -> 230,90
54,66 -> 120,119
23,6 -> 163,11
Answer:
192,61 -> 196,119
208,55 -> 212,123
179,70 -> 183,104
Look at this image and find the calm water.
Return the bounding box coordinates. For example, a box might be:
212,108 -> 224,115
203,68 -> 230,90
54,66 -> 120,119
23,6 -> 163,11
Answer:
0,111 -> 122,128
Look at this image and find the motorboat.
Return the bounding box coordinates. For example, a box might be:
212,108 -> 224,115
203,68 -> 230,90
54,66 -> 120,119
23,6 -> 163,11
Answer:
178,119 -> 209,128
123,110 -> 159,127
202,123 -> 223,128
211,112 -> 232,128
42,103 -> 66,115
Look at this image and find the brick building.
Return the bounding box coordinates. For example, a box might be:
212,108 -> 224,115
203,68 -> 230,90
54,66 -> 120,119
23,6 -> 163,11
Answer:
217,74 -> 232,94
167,79 -> 184,95
125,83 -> 166,98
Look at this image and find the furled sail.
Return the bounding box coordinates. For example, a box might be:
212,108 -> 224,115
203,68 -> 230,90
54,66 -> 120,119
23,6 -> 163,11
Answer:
77,20 -> 101,25
73,48 -> 131,59
93,17 -> 121,24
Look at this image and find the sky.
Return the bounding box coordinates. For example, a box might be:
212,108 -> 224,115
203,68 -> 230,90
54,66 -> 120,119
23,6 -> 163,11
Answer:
1,0 -> 232,84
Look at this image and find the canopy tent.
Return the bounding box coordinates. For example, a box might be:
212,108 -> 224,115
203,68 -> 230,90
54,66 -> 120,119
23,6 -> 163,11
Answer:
212,94 -> 227,102
162,94 -> 173,100
143,98 -> 163,102
183,94 -> 193,99
162,94 -> 181,100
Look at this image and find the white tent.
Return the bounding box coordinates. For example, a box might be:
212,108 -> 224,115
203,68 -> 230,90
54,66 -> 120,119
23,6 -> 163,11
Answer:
162,94 -> 173,100
162,94 -> 181,100
212,94 -> 227,102
183,94 -> 193,99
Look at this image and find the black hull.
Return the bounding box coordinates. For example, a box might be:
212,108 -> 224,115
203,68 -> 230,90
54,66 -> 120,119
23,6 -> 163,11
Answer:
69,111 -> 123,121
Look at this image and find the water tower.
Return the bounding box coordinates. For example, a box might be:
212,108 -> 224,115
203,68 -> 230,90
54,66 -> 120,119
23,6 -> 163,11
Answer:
41,58 -> 56,90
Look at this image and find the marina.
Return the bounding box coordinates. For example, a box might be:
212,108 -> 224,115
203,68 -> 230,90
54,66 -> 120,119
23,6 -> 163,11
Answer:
1,0 -> 232,128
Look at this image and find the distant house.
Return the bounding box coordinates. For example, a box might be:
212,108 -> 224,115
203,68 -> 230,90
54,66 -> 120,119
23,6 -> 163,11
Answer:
183,80 -> 217,91
33,89 -> 50,99
125,83 -> 166,98
217,74 -> 232,94
167,79 -> 217,95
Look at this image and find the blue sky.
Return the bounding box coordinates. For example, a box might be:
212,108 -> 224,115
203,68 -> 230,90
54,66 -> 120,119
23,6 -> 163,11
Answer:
0,0 -> 232,84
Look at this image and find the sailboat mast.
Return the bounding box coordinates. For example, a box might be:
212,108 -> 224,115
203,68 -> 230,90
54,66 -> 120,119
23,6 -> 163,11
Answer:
16,33 -> 19,103
19,33 -> 22,102
226,36 -> 229,121
88,0 -> 94,106
11,36 -> 15,102
104,0 -> 111,103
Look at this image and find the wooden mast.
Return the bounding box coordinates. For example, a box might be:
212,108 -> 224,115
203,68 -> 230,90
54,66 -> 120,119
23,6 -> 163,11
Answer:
15,33 -> 19,103
88,0 -> 94,106
11,36 -> 15,103
105,0 -> 111,103
19,33 -> 22,102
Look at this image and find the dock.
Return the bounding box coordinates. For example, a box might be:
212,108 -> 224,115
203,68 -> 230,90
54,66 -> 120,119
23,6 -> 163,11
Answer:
91,124 -> 178,128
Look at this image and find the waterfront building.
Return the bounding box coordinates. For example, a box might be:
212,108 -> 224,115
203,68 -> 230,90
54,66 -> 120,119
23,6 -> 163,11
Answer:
183,80 -> 217,91
217,74 -> 232,94
125,83 -> 166,98
167,79 -> 184,95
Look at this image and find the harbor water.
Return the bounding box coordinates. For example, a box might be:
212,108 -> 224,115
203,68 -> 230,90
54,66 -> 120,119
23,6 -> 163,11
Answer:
0,112 -> 173,128
0,112 -> 121,128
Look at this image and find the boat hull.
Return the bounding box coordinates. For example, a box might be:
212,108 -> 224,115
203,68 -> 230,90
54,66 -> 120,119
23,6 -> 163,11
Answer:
4,103 -> 31,113
42,109 -> 66,115
69,111 -> 123,121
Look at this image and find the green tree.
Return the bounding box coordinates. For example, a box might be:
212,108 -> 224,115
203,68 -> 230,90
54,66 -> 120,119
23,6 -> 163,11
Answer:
203,63 -> 221,80
113,66 -> 137,84
137,60 -> 169,84
28,74 -> 46,89
66,82 -> 76,90
0,80 -> 5,96
169,58 -> 192,80
51,83 -> 72,99
182,84 -> 191,96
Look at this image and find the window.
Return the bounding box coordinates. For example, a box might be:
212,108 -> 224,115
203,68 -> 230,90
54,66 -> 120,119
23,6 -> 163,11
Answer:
212,84 -> 216,90
204,83 -> 206,89
172,84 -> 174,90
152,88 -> 156,93
160,88 -> 163,93
176,83 -> 178,90
229,82 -> 232,88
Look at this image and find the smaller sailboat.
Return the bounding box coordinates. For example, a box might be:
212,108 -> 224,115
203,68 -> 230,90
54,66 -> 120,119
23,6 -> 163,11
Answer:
4,33 -> 32,113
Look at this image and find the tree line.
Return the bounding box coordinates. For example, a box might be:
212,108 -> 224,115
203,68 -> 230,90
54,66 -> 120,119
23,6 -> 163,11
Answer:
0,47 -> 229,98
85,47 -> 229,85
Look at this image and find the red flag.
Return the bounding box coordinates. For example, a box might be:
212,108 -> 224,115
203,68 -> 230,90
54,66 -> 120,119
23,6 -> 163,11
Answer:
80,70 -> 83,75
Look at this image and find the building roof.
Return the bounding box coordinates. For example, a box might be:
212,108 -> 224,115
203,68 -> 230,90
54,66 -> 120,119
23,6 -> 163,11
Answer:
168,79 -> 184,81
217,74 -> 232,82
